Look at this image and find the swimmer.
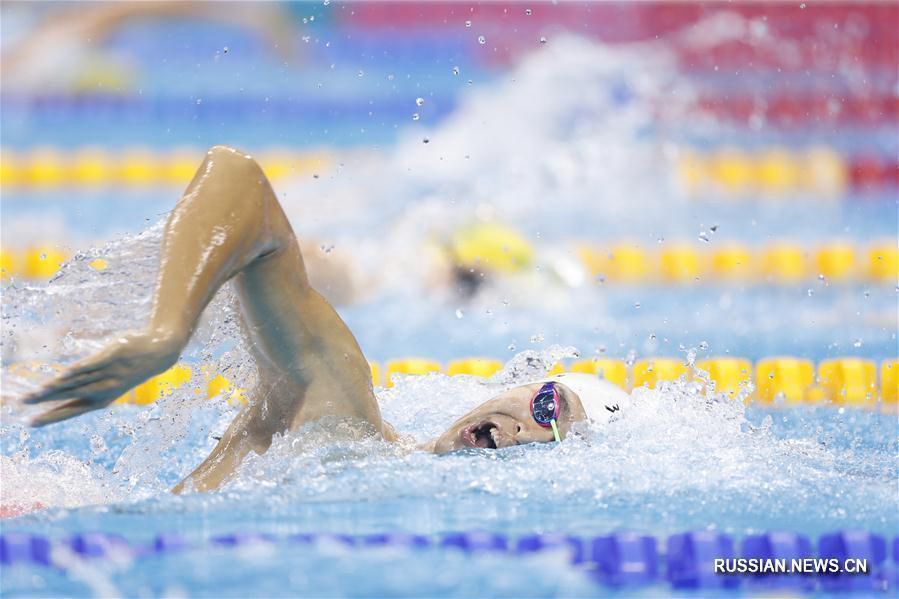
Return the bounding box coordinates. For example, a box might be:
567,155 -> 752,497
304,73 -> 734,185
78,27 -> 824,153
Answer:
21,146 -> 626,493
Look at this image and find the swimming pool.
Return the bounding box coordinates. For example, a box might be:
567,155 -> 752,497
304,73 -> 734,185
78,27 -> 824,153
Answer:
2,2 -> 898,596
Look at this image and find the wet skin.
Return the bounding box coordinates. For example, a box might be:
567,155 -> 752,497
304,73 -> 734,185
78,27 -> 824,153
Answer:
429,382 -> 588,453
21,145 -> 585,493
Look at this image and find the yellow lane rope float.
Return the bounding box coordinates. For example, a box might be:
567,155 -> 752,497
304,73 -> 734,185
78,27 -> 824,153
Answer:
677,146 -> 849,198
8,357 -> 896,408
0,147 -> 330,188
3,241 -> 896,284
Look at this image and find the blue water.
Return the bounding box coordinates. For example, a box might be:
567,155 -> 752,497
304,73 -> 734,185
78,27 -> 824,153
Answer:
2,14 -> 898,596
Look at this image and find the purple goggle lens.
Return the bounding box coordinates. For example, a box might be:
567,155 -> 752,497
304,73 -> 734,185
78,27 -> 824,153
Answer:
530,383 -> 560,427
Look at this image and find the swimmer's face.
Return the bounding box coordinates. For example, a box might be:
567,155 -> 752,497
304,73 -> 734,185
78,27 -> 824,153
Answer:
431,383 -> 587,454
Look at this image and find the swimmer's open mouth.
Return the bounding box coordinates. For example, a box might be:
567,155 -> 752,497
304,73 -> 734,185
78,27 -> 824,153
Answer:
462,422 -> 498,449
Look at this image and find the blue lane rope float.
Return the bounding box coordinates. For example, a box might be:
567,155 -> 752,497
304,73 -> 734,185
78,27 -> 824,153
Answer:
2,530 -> 896,592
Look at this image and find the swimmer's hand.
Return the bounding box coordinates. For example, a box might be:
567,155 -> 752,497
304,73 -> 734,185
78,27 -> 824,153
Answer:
23,329 -> 183,427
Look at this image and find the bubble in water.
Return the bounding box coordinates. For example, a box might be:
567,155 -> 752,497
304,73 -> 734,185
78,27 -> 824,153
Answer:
415,97 -> 425,107
478,35 -> 486,45
90,435 -> 107,457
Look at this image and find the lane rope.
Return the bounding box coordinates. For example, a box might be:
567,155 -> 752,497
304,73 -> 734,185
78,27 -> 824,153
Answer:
1,529 -> 895,592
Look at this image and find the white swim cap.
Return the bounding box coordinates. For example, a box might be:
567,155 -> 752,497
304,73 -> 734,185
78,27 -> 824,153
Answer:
534,372 -> 629,425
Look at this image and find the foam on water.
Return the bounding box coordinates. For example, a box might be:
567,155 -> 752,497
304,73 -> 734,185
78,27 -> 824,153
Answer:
272,34 -> 691,299
3,293 -> 895,538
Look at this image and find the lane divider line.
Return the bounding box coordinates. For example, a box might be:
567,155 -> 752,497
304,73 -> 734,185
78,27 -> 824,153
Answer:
0,530 -> 894,593
8,356 -> 895,408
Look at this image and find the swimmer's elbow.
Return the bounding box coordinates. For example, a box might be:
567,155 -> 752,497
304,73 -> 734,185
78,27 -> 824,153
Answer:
205,145 -> 264,179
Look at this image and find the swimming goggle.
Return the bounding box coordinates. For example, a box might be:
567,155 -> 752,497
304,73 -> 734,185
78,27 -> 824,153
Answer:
530,382 -> 562,443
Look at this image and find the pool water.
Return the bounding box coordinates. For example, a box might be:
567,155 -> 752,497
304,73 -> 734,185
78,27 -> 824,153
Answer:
2,11 -> 898,597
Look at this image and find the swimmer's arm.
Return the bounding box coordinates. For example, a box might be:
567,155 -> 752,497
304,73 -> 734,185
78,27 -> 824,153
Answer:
23,146 -> 282,424
26,146 -> 380,439
26,146 -> 385,495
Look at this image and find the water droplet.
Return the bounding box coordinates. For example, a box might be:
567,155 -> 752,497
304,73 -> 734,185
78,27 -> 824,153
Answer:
807,289 -> 814,296
634,302 -> 641,309
223,46 -> 229,54
412,113 -> 420,121
507,343 -> 517,351
452,66 -> 460,76
196,98 -> 203,105
465,20 -> 472,27
357,70 -> 364,77
625,351 -> 636,367
525,8 -> 532,15
853,338 -> 863,348
324,0 -> 330,5
530,333 -> 545,344
422,137 -> 430,144
478,35 -> 486,45
698,231 -> 710,243
800,2 -> 806,8
415,97 -> 424,107
698,341 -> 709,351
710,225 -> 718,233
455,308 -> 465,319
539,36 -> 547,44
